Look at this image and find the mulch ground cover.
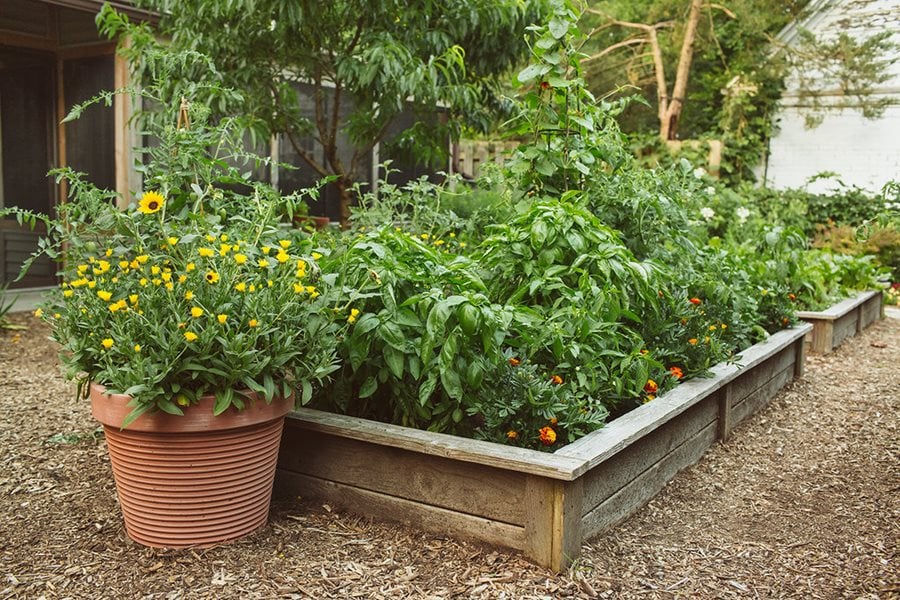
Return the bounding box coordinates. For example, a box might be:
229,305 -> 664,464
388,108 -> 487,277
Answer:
1,312 -> 897,599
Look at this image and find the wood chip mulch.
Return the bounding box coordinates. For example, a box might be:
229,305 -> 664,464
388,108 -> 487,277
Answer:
1,313 -> 897,599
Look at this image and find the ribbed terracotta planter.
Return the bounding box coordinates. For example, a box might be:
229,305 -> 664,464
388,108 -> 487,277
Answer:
90,383 -> 293,548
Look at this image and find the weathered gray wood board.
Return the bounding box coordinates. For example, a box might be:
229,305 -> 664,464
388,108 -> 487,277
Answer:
798,290 -> 883,353
276,324 -> 812,571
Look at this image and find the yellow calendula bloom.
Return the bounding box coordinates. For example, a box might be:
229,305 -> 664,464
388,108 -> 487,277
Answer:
63,290 -> 74,298
233,253 -> 248,265
220,234 -> 228,242
219,243 -> 232,256
95,260 -> 110,274
101,338 -> 114,349
248,319 -> 259,328
257,258 -> 270,268
185,262 -> 196,272
198,247 -> 215,258
276,251 -> 289,263
235,282 -> 247,292
311,252 -> 322,261
77,264 -> 88,274
33,308 -> 43,318
434,239 -> 445,246
278,240 -> 291,249
248,284 -> 256,293
152,278 -> 162,286
136,254 -> 149,264
129,294 -> 139,305
261,246 -> 271,255
97,290 -> 112,301
217,314 -> 228,324
191,307 -> 204,318
420,233 -> 429,240
134,345 -> 141,353
118,260 -> 130,270
139,278 -> 149,287
184,331 -> 198,342
161,271 -> 172,282
150,265 -> 161,275
205,271 -> 220,284
205,234 -> 216,242
178,275 -> 187,283
108,300 -> 125,313
138,191 -> 165,214
293,283 -> 305,294
164,282 -> 174,291
87,281 -> 97,289
184,290 -> 194,300
347,308 -> 360,324
167,236 -> 178,246
129,260 -> 140,270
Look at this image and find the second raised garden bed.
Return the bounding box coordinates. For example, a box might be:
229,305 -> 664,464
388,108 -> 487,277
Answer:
797,290 -> 883,354
276,323 -> 812,570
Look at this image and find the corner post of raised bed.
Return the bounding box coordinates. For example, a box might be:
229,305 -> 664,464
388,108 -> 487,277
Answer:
717,383 -> 734,442
523,475 -> 583,571
793,328 -> 807,378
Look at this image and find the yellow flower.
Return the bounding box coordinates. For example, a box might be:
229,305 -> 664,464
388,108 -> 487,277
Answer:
139,278 -> 148,287
276,251 -> 289,263
261,246 -> 271,255
77,264 -> 88,274
118,260 -> 130,270
420,233 -> 429,240
217,314 -> 228,324
311,252 -> 322,261
205,234 -> 216,242
198,247 -> 215,258
97,290 -> 112,301
129,294 -> 139,305
279,240 -> 291,249
134,345 -> 141,353
178,275 -> 187,283
220,234 -> 228,242
33,308 -> 43,318
248,284 -> 257,293
709,325 -> 717,331
267,280 -> 273,287
184,331 -> 198,342
150,265 -> 161,275
185,262 -> 196,272
248,318 -> 258,328
235,282 -> 247,292
205,271 -> 220,284
63,290 -> 74,298
219,243 -> 232,256
293,283 -> 305,294
136,255 -> 149,264
129,260 -> 139,270
257,258 -> 270,268
138,191 -> 165,214
434,239 -> 445,246
347,308 -> 360,324
109,300 -> 126,312
161,271 -> 172,282
101,338 -> 114,349
191,306 -> 204,318
233,253 -> 248,265
164,282 -> 174,291
167,236 -> 178,246
184,290 -> 194,300
87,281 -> 97,289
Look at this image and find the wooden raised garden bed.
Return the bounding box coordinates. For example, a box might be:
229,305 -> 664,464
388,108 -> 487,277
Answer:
797,290 -> 883,354
276,323 -> 812,571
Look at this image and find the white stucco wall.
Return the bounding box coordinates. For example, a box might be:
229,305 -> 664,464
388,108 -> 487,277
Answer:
764,0 -> 900,194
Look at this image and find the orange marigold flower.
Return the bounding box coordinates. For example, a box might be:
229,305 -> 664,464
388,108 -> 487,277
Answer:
539,426 -> 557,446
508,357 -> 521,367
550,374 -> 563,385
689,297 -> 702,305
506,430 -> 518,440
644,379 -> 658,394
688,338 -> 698,345
669,366 -> 684,380
788,293 -> 797,301
549,417 -> 558,426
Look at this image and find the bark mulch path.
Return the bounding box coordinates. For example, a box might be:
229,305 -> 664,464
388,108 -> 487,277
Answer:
1,313 -> 897,599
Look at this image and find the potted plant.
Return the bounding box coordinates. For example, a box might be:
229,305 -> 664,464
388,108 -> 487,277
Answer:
3,41 -> 342,548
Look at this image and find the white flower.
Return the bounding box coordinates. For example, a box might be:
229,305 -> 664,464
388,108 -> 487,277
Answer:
270,19 -> 277,31
736,207 -> 751,224
693,167 -> 707,179
700,207 -> 716,221
705,186 -> 716,196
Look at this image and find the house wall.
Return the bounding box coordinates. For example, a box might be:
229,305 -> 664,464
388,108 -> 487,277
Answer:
764,0 -> 900,194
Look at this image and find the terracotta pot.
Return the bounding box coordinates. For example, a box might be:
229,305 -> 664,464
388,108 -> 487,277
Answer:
90,383 -> 293,548
292,215 -> 331,231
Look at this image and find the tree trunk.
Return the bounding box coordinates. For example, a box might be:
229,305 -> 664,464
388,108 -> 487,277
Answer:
660,0 -> 703,141
335,177 -> 352,228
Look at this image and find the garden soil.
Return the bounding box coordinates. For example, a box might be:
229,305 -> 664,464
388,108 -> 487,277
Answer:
1,312 -> 897,599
